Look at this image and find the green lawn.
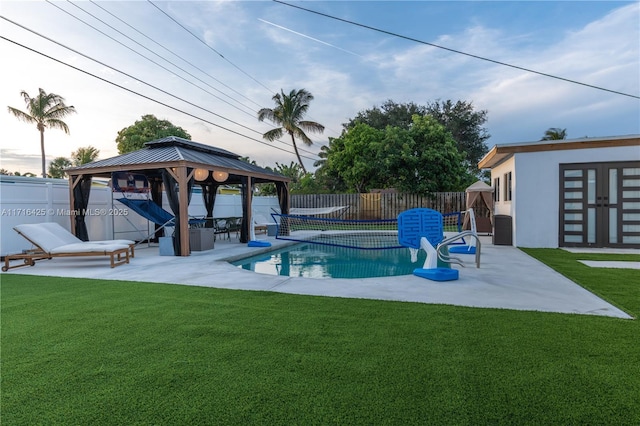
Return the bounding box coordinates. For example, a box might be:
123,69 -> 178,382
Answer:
1,249 -> 639,425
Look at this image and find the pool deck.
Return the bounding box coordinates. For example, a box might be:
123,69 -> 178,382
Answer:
3,235 -> 637,319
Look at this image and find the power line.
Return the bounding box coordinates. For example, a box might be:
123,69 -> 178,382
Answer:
274,0 -> 640,100
2,17 -> 258,140
146,1 -> 339,142
48,0 -> 255,118
87,0 -> 264,110
63,0 -> 322,157
148,0 -> 275,94
0,35 -> 320,162
28,2 -> 321,158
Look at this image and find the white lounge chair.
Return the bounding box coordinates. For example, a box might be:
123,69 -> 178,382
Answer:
2,223 -> 135,271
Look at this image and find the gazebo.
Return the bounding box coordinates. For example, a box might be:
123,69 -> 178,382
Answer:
463,180 -> 494,233
66,136 -> 290,255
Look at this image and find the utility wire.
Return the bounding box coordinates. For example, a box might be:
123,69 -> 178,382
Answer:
86,1 -> 325,152
147,1 -> 340,142
0,35 -> 319,162
148,0 -> 275,94
1,17 -> 263,145
35,2 -> 321,157
49,0 -> 254,118
88,0 -> 263,110
65,0 -> 322,156
274,0 -> 640,100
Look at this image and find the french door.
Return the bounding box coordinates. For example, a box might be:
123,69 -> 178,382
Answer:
560,161 -> 640,248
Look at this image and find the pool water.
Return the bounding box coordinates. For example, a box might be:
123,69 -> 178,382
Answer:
231,243 -> 427,279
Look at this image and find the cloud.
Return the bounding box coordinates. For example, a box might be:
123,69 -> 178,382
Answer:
1,1 -> 637,176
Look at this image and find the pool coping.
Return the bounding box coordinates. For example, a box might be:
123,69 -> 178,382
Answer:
2,235 -> 634,319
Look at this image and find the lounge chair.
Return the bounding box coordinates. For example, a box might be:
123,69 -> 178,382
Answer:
2,223 -> 135,271
253,214 -> 272,235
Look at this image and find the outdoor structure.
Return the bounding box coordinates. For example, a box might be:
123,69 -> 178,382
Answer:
66,136 -> 290,255
478,134 -> 639,248
463,181 -> 494,234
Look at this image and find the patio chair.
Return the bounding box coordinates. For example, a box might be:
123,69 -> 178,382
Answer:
253,214 -> 272,235
2,223 -> 135,271
213,218 -> 230,240
227,217 -> 242,239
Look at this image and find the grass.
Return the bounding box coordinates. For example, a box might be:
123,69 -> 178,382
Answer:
1,249 -> 639,425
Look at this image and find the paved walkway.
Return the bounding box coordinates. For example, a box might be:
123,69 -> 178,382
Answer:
3,236 -> 635,319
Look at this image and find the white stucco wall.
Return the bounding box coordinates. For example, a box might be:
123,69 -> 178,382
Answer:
491,145 -> 640,248
511,152 -> 559,247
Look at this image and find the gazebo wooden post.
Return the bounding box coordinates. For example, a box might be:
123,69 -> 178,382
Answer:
178,166 -> 190,256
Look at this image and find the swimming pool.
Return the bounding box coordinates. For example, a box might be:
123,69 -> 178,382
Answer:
231,242 -> 427,279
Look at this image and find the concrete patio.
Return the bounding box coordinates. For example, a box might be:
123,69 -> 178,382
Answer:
3,235 -> 636,319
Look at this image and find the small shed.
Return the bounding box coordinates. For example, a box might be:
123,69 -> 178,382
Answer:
478,134 -> 639,248
464,180 -> 494,233
66,136 -> 290,255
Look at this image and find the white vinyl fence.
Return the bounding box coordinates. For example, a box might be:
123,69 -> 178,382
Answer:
0,176 -> 279,256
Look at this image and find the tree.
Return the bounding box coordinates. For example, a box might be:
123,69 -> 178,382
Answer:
257,89 -> 325,174
385,115 -> 468,194
116,114 -> 191,154
346,100 -> 427,130
48,157 -> 73,179
71,146 -> 100,166
345,99 -> 490,174
313,141 -> 347,193
328,124 -> 385,193
326,116 -> 469,194
7,88 -> 77,178
541,128 -> 567,140
424,100 -> 490,171
274,162 -> 323,194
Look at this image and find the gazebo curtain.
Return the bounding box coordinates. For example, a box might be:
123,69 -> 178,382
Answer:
162,168 -> 194,255
73,175 -> 92,241
275,181 -> 289,236
201,183 -> 218,229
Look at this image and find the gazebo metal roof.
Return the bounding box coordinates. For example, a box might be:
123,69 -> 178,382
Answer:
67,136 -> 289,184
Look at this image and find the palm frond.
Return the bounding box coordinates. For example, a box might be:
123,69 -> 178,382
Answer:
298,120 -> 325,134
7,107 -> 37,125
263,128 -> 284,142
293,128 -> 313,146
46,119 -> 71,134
257,108 -> 276,123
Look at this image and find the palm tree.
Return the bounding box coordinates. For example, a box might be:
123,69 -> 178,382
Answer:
257,89 -> 324,173
7,88 -> 77,178
71,146 -> 100,166
48,157 -> 73,179
541,128 -> 567,140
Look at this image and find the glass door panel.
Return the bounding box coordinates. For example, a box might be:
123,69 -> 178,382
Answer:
560,161 -> 639,248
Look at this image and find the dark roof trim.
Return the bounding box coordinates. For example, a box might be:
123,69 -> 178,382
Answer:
478,134 -> 640,169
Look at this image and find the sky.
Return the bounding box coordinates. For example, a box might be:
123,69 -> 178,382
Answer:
1,1 -> 638,176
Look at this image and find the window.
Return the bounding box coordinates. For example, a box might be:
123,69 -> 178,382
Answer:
493,177 -> 500,202
504,172 -> 512,201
